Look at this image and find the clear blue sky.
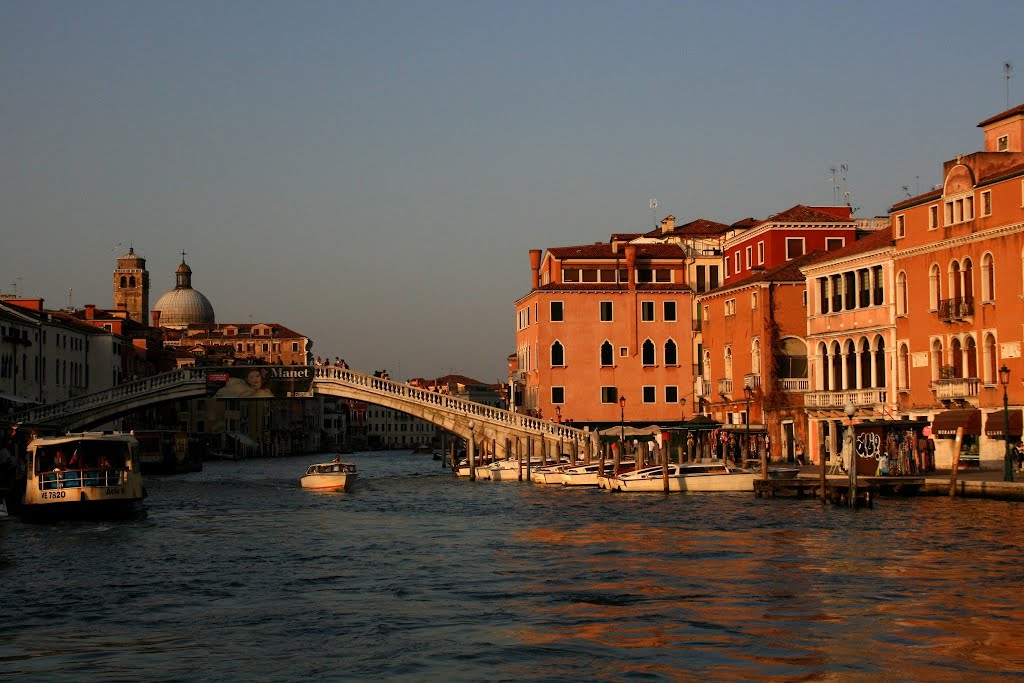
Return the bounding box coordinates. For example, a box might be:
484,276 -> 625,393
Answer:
3,1 -> 1023,383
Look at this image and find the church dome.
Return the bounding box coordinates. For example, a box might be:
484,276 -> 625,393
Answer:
153,257 -> 215,329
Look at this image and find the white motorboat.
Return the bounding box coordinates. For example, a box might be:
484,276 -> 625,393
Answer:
561,461 -> 614,487
489,457 -> 549,482
17,432 -> 146,520
301,460 -> 357,491
531,463 -> 573,485
607,461 -> 756,492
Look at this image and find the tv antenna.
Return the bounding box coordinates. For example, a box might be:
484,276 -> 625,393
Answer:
1004,62 -> 1013,108
649,196 -> 658,228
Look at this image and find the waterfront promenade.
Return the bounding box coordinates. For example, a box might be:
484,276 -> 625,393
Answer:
796,466 -> 1024,501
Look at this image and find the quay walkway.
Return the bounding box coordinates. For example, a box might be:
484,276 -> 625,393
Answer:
761,467 -> 1024,502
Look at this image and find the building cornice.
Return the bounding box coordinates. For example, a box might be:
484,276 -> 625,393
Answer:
893,221 -> 1024,258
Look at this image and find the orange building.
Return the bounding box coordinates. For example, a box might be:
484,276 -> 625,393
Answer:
891,104 -> 1024,471
514,234 -> 695,428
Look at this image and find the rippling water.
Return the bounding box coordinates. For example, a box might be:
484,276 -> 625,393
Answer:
3,450 -> 1023,681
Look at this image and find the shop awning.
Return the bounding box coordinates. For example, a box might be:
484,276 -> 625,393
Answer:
932,409 -> 982,438
984,409 -> 1023,439
666,416 -> 722,431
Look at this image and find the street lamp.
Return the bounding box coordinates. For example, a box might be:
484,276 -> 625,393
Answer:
743,385 -> 753,466
1001,365 -> 1013,482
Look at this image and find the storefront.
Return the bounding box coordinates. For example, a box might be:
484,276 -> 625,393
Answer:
851,419 -> 930,476
931,408 -> 982,468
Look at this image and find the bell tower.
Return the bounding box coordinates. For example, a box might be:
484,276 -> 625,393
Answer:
112,247 -> 150,324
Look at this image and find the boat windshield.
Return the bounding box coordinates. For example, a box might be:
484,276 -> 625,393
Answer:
34,440 -> 130,474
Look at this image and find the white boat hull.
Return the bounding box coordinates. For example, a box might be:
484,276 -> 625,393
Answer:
613,472 -> 755,492
300,472 -> 356,491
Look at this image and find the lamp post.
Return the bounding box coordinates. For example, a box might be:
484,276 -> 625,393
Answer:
845,400 -> 857,507
556,406 -> 563,463
1001,365 -> 1013,482
743,385 -> 753,467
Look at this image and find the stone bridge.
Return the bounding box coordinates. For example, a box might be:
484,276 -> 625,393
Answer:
1,366 -> 597,469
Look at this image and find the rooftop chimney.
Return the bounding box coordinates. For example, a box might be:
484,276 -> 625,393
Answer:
529,249 -> 542,290
660,215 -> 675,234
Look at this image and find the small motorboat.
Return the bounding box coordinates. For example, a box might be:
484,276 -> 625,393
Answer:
301,460 -> 357,491
606,461 -> 756,492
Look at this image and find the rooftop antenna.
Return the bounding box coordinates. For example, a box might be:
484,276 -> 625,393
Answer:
649,196 -> 658,228
827,166 -> 839,205
1004,62 -> 1013,108
840,163 -> 850,207
901,185 -> 911,199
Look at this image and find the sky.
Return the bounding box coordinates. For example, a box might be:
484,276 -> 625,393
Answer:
3,1 -> 1024,384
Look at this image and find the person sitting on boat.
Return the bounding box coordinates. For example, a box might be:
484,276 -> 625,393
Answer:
332,455 -> 341,463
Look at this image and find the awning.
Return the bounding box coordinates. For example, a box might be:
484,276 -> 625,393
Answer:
720,423 -> 767,433
932,409 -> 982,438
666,415 -> 722,431
985,409 -> 1023,439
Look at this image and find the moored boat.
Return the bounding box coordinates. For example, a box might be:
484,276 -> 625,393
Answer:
561,461 -> 614,487
606,461 -> 756,492
300,459 -> 357,491
16,432 -> 146,520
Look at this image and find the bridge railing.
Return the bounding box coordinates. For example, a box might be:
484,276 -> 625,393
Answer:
313,367 -> 592,443
5,367 -> 209,427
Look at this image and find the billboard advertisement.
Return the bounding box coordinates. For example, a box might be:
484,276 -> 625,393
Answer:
206,366 -> 314,399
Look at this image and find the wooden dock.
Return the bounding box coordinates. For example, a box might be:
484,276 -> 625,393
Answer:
754,476 -> 925,507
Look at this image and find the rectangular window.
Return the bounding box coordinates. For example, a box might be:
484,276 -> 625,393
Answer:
550,301 -> 563,322
563,268 -> 580,283
619,347 -> 628,357
696,265 -> 706,293
654,269 -> 671,283
599,269 -> 617,283
757,241 -> 765,264
665,385 -> 678,404
945,201 -> 953,225
998,134 -> 1009,152
642,386 -> 656,403
637,269 -> 653,283
745,246 -> 752,268
825,237 -> 845,251
601,386 -> 619,404
725,298 -> 736,316
551,386 -> 565,404
982,190 -> 992,217
819,277 -> 829,314
786,238 -> 805,259
663,301 -> 676,321
734,252 -> 741,273
582,269 -> 598,283
600,301 -> 613,322
928,206 -> 938,230
641,301 -> 655,321
709,266 -> 719,290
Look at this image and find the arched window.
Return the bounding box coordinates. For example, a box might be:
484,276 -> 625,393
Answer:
948,259 -> 962,303
600,341 -> 614,367
981,252 -> 995,302
962,257 -> 973,304
664,339 -> 677,366
929,263 -> 941,310
819,341 -> 830,391
844,340 -> 857,390
550,341 -> 564,367
896,271 -> 908,316
775,337 -> 808,380
703,350 -> 712,381
874,336 -> 886,387
129,276 -> 136,288
931,338 -> 944,382
898,343 -> 910,390
984,333 -> 998,384
950,337 -> 963,378
751,339 -> 761,376
119,276 -> 127,288
831,340 -> 843,390
859,337 -> 872,389
642,339 -> 656,366
724,346 -> 733,380
965,336 -> 977,379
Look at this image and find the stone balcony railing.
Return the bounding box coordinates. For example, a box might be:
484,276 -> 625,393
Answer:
718,378 -> 733,397
804,388 -> 888,409
931,377 -> 979,400
780,378 -> 810,392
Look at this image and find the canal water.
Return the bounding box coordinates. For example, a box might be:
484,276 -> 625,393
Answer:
3,450 -> 1023,681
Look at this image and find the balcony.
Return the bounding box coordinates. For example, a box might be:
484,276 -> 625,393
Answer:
805,389 -> 888,409
717,378 -> 733,397
780,378 -> 810,392
692,319 -> 703,332
931,377 -> 979,401
694,378 -> 711,397
937,296 -> 974,322
743,373 -> 761,390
